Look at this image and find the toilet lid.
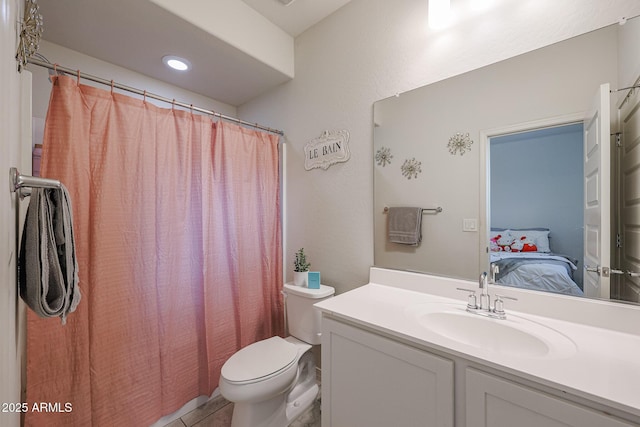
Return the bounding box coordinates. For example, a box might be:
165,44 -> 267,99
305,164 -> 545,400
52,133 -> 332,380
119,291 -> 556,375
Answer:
222,336 -> 298,383
283,283 -> 335,299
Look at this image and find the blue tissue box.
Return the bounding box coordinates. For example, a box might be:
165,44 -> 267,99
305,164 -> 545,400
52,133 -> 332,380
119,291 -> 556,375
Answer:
307,271 -> 320,289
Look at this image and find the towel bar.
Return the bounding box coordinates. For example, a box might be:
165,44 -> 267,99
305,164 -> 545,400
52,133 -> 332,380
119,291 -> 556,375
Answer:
9,167 -> 61,199
383,206 -> 443,214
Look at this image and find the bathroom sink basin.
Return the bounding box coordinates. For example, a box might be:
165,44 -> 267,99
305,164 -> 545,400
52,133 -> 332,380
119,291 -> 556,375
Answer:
405,304 -> 576,359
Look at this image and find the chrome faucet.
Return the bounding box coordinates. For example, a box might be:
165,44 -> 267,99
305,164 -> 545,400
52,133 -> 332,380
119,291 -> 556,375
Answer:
478,271 -> 490,311
455,270 -> 517,320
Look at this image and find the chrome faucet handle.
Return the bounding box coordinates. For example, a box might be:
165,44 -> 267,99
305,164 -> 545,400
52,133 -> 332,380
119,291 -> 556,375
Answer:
456,287 -> 478,310
490,263 -> 500,283
493,294 -> 518,317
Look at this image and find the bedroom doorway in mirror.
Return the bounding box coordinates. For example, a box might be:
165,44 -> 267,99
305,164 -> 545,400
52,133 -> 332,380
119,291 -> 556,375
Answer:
485,120 -> 587,297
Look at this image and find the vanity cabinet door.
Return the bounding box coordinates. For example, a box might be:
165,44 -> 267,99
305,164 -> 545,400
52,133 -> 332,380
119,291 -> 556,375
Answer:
466,369 -> 636,427
321,317 -> 454,427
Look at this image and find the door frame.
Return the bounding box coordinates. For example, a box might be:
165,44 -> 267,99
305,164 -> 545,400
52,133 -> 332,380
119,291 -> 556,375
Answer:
478,112 -> 585,275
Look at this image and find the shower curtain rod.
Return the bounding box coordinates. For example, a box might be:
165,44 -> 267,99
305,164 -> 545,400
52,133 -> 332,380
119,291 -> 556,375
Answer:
26,57 -> 284,137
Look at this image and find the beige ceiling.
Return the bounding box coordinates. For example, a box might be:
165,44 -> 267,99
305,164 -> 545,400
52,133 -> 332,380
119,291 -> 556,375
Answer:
36,0 -> 351,106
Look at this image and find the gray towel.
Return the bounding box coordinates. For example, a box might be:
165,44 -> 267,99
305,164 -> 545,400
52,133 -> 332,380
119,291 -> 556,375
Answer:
19,185 -> 80,324
387,207 -> 422,246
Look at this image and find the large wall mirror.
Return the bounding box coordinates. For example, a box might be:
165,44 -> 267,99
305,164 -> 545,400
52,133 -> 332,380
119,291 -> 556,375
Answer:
373,16 -> 640,304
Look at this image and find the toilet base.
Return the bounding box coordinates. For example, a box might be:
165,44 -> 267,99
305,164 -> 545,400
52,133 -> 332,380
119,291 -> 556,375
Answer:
230,383 -> 318,427
229,350 -> 318,427
285,383 -> 319,424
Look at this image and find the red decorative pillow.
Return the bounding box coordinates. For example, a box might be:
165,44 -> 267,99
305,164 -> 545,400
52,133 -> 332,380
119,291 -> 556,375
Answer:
490,232 -> 514,252
510,235 -> 538,252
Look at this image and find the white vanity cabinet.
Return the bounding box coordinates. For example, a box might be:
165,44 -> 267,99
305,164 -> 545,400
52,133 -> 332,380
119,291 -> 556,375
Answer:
315,269 -> 640,426
321,317 -> 454,427
321,316 -> 639,427
466,369 -> 636,427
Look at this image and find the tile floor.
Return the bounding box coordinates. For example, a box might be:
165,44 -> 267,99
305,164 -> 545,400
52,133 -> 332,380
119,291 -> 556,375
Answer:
162,386 -> 321,427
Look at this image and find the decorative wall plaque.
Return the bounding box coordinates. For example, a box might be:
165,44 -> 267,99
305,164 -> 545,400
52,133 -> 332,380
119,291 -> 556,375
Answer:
304,130 -> 351,171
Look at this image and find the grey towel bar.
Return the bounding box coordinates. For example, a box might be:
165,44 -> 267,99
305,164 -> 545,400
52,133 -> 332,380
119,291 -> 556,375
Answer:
9,167 -> 61,199
383,206 -> 443,214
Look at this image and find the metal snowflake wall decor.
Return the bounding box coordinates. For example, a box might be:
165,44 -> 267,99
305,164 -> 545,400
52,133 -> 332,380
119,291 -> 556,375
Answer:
16,0 -> 44,71
375,146 -> 393,167
401,158 -> 422,180
447,132 -> 473,156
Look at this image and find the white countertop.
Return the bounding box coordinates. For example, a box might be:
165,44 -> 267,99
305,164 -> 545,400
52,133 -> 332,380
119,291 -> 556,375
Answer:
315,273 -> 640,420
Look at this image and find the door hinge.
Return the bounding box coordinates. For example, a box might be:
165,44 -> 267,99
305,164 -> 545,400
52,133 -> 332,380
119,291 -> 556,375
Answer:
617,233 -> 623,248
611,132 -> 622,147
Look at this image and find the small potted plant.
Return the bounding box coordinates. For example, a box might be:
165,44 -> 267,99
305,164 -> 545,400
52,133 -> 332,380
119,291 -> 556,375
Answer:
293,248 -> 311,287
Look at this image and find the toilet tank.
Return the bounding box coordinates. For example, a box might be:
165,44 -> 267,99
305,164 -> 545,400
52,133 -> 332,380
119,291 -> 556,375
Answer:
283,283 -> 335,345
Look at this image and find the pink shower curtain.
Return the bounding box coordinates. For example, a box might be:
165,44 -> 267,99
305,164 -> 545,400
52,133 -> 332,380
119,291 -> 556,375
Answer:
25,75 -> 283,426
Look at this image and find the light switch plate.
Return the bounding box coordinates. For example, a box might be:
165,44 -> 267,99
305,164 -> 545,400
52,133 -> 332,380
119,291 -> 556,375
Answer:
463,218 -> 478,232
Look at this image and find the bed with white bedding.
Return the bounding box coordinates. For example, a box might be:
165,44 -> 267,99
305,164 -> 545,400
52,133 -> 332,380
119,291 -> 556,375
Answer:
489,228 -> 583,296
490,252 -> 583,296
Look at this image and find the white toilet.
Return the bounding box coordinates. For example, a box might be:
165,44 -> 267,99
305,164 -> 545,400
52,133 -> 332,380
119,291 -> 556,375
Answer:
219,283 -> 335,427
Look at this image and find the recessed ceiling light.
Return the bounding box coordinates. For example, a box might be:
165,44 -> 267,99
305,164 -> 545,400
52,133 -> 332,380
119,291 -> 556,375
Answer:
162,55 -> 191,71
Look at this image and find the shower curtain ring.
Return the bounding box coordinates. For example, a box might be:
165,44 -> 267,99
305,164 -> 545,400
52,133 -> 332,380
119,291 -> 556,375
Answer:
172,99 -> 175,110
110,80 -> 114,94
76,69 -> 81,85
190,104 -> 193,114
143,90 -> 147,103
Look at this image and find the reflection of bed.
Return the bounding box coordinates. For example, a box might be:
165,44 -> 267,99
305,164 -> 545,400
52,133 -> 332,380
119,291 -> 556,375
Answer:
490,252 -> 583,296
489,228 -> 583,296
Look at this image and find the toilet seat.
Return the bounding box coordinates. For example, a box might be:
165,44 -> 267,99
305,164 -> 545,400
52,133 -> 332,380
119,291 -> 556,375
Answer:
221,336 -> 299,385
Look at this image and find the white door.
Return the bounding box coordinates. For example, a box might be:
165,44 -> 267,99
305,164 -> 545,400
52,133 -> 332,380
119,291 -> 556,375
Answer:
617,83 -> 640,302
583,83 -> 611,299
